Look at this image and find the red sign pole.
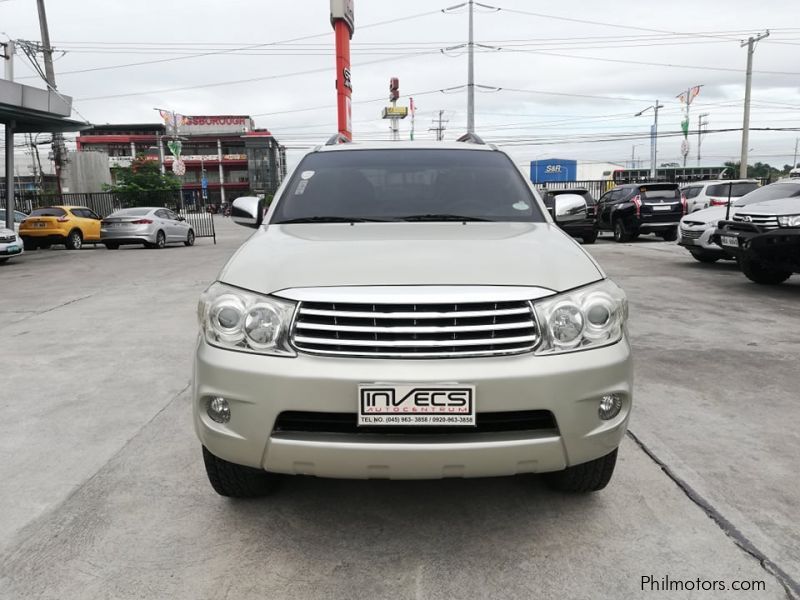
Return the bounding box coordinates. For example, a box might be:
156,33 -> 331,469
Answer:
331,1 -> 354,141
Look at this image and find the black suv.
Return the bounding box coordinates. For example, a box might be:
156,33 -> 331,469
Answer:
541,188 -> 598,244
596,183 -> 685,242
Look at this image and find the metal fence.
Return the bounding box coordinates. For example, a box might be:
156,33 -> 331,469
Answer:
534,180 -> 614,200
3,190 -> 216,243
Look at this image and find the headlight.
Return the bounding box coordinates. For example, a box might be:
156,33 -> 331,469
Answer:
777,214 -> 800,228
197,282 -> 296,356
533,279 -> 627,355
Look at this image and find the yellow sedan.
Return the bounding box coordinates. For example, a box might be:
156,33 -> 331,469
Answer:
19,206 -> 102,250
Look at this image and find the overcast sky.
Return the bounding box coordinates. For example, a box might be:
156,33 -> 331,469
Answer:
2,0 -> 799,172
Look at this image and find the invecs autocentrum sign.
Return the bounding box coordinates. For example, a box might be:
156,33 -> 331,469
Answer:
182,116 -> 254,135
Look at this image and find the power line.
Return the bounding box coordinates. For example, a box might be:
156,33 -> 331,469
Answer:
17,7 -> 445,79
75,50 -> 445,102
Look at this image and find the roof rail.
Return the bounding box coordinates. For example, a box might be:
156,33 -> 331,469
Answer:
456,132 -> 486,145
325,133 -> 352,146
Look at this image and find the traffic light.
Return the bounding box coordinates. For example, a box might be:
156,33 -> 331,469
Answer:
389,77 -> 399,102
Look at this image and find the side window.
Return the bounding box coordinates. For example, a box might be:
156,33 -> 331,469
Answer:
167,210 -> 179,221
683,187 -> 701,199
155,209 -> 170,219
86,209 -> 101,220
70,208 -> 86,218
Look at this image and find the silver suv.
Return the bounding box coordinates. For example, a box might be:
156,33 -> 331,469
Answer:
193,138 -> 633,496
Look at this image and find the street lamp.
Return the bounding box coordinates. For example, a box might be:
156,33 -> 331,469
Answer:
635,101 -> 664,180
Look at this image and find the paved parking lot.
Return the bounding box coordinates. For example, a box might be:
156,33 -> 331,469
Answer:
0,220 -> 797,599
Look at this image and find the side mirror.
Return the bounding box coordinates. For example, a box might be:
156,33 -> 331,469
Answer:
553,194 -> 588,223
231,196 -> 264,229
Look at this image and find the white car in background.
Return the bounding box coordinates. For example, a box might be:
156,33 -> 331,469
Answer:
0,227 -> 24,263
0,209 -> 29,233
679,179 -> 800,263
681,179 -> 760,213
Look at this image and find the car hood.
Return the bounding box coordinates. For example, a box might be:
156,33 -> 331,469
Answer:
735,197 -> 800,216
0,227 -> 16,237
682,205 -> 734,225
219,222 -> 604,295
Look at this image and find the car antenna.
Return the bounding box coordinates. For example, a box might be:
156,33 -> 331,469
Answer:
725,182 -> 734,220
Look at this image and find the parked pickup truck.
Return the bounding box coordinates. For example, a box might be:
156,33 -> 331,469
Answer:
715,196 -> 800,284
193,136 -> 633,497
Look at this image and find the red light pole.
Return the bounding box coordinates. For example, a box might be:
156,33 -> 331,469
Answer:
331,0 -> 355,141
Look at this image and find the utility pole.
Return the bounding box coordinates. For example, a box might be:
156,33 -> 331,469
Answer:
740,30 -> 770,178
467,0 -> 475,133
793,137 -> 798,167
697,113 -> 709,166
635,101 -> 663,179
430,110 -> 448,141
36,0 -> 66,195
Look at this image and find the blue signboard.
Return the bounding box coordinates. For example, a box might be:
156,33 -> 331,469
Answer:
530,159 -> 577,183
201,176 -> 208,190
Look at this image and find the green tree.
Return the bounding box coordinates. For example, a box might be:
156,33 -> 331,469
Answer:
723,161 -> 785,181
106,155 -> 181,204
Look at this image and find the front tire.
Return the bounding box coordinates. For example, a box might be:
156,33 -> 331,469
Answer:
690,250 -> 719,264
202,446 -> 279,498
184,229 -> 195,246
613,220 -> 631,243
22,237 -> 38,251
660,228 -> 678,242
739,255 -> 792,285
582,230 -> 598,244
65,229 -> 83,250
545,448 -> 618,493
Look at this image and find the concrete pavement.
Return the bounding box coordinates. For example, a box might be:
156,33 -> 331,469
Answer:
0,221 -> 796,599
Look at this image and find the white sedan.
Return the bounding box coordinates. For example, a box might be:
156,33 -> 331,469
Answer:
0,227 -> 24,263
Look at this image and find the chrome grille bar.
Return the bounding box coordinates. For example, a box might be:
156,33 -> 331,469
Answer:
291,298 -> 539,359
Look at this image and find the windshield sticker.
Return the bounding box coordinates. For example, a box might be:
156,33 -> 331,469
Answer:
512,201 -> 529,211
300,170 -> 315,180
294,180 -> 309,195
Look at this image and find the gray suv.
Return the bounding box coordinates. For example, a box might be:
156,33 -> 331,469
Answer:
193,138 -> 633,497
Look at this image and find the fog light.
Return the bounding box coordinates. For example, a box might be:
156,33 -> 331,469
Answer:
599,393 -> 622,420
207,396 -> 231,423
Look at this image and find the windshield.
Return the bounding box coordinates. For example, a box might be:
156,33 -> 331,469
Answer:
706,182 -> 759,198
271,149 -> 545,223
29,207 -> 66,217
733,183 -> 800,207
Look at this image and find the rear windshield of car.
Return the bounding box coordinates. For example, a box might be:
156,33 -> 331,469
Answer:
271,149 -> 545,223
111,208 -> 151,217
29,207 -> 66,217
734,183 -> 800,206
640,186 -> 679,201
706,182 -> 759,198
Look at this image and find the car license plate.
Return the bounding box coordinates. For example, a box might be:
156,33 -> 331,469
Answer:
358,383 -> 476,426
6,244 -> 20,253
34,222 -> 46,228
721,235 -> 739,247
652,205 -> 672,211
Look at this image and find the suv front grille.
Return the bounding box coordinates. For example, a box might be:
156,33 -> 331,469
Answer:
0,235 -> 15,244
273,410 -> 557,435
733,214 -> 780,229
291,300 -> 539,358
680,227 -> 703,240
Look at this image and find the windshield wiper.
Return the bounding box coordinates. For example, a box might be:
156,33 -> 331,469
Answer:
274,216 -> 389,224
400,214 -> 492,222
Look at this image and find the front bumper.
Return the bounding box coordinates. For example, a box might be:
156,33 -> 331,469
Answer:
715,222 -> 800,270
678,224 -> 729,256
193,337 -> 633,479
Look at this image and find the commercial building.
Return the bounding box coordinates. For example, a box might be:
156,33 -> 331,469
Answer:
76,115 -> 287,203
530,158 -> 625,183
